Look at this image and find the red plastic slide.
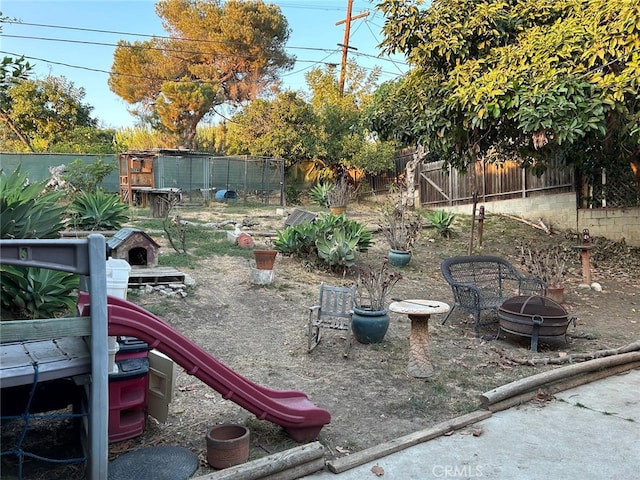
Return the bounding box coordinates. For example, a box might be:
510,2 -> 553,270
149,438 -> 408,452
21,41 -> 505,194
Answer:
77,292 -> 330,442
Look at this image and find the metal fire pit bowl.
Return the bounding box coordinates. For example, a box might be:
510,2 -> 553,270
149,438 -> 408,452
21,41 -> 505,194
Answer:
498,295 -> 574,352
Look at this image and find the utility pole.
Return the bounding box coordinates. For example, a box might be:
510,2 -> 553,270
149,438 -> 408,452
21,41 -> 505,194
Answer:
336,0 -> 369,95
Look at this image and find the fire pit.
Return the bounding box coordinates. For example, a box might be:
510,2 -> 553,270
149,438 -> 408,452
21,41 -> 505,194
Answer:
498,295 -> 574,352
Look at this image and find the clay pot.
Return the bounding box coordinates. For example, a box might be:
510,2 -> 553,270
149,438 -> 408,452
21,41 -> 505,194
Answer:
253,249 -> 277,270
545,285 -> 565,304
237,233 -> 254,249
206,424 -> 250,469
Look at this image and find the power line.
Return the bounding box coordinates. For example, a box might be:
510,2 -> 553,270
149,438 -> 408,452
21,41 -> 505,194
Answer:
0,49 -> 350,81
0,20 -> 408,68
0,33 -> 339,60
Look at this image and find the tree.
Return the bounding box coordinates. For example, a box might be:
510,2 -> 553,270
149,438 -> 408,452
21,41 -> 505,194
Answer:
0,54 -> 33,150
108,0 -> 294,149
0,75 -> 99,152
305,62 -> 395,176
227,91 -> 319,166
373,0 -> 640,175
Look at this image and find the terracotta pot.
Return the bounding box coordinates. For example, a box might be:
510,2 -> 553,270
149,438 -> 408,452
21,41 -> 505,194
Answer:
237,233 -> 254,249
545,285 -> 565,304
253,249 -> 277,270
206,424 -> 250,469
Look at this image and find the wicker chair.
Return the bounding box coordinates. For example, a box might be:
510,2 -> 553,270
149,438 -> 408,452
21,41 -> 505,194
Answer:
440,255 -> 546,336
308,283 -> 355,357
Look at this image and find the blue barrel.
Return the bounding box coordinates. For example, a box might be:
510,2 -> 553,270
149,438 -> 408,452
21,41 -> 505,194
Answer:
215,189 -> 238,200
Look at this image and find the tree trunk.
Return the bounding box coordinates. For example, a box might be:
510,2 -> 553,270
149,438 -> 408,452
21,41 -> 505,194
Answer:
405,145 -> 425,208
0,110 -> 35,152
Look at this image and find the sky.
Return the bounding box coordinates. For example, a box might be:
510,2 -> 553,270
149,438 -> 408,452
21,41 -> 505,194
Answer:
1,0 -> 410,129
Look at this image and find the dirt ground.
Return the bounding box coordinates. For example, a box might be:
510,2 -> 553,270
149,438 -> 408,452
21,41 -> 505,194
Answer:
3,202 -> 639,479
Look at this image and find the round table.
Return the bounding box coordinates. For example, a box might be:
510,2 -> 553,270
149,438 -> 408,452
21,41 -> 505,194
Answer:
389,299 -> 450,378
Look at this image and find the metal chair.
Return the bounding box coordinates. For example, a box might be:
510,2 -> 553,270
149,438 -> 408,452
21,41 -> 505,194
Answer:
308,283 -> 355,357
440,255 -> 546,336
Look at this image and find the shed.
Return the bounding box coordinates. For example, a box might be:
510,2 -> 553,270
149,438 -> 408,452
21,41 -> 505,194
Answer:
107,228 -> 160,267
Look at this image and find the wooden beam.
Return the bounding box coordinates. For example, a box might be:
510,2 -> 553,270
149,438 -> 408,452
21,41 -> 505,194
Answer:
192,442 -> 325,480
485,360 -> 640,413
0,317 -> 91,343
481,351 -> 640,407
326,410 -> 491,474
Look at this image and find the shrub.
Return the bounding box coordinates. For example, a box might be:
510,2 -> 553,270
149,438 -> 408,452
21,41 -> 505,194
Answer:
427,210 -> 455,238
68,189 -> 129,231
309,182 -> 334,208
0,266 -> 79,319
63,158 -> 117,193
0,166 -> 66,239
1,166 -> 77,319
273,214 -> 372,269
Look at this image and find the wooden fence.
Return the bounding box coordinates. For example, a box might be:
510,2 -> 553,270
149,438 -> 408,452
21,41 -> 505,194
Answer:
416,156 -> 574,207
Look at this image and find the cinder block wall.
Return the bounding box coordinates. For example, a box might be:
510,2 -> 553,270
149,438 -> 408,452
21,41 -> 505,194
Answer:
578,206 -> 640,247
437,192 -> 640,247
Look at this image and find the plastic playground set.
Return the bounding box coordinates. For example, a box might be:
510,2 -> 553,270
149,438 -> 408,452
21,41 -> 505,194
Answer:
0,235 -> 331,479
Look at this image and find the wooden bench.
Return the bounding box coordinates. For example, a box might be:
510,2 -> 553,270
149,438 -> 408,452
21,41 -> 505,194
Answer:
440,255 -> 546,336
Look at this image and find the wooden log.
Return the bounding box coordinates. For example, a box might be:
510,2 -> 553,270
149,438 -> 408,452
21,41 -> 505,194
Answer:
481,351 -> 640,407
191,442 -> 325,480
495,213 -> 551,233
261,457 -> 326,480
491,339 -> 640,366
485,360 -> 640,412
326,410 -> 491,474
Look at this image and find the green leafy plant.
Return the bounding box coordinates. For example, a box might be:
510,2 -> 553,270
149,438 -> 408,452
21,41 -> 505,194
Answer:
62,158 -> 117,193
427,210 -> 455,238
272,221 -> 317,256
68,189 -> 129,231
316,229 -> 358,268
0,166 -> 66,239
0,266 -> 79,319
309,182 -> 334,208
1,166 -> 76,319
273,214 -> 372,268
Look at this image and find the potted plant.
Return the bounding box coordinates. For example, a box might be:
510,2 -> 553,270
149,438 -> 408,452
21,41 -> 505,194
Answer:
379,205 -> 422,267
518,242 -> 571,303
349,258 -> 403,343
326,178 -> 353,215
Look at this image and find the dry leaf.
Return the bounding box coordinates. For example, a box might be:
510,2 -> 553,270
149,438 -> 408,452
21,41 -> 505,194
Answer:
443,430 -> 455,436
371,464 -> 385,476
335,446 -> 350,454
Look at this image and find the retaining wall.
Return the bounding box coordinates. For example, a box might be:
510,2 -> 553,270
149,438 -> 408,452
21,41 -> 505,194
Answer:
439,192 -> 640,247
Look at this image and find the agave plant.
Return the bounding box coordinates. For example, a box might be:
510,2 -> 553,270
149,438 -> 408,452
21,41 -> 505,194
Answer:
0,166 -> 66,239
69,189 -> 129,231
316,229 -> 358,268
1,167 -> 79,319
0,266 -> 79,319
309,182 -> 334,208
273,214 -> 372,269
427,210 -> 455,238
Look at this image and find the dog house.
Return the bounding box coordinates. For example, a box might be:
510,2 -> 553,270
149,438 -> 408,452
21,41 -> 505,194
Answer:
107,228 -> 160,267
